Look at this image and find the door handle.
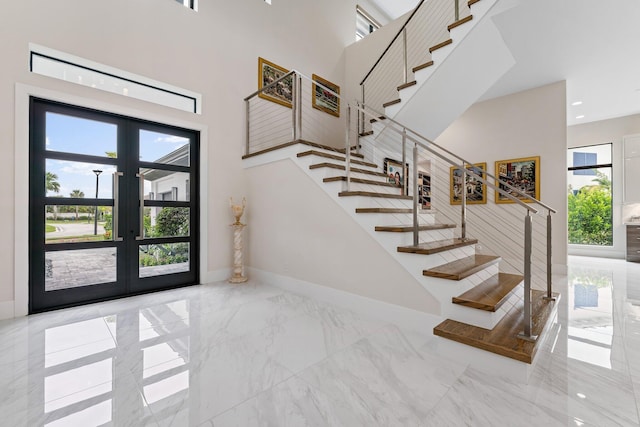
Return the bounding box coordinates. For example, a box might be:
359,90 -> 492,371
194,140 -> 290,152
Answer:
136,173 -> 145,240
112,172 -> 124,242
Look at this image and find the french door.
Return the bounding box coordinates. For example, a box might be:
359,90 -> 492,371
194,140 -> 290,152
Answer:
29,98 -> 199,313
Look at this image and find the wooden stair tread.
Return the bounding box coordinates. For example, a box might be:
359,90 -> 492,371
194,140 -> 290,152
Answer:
398,238 -> 477,255
370,116 -> 386,123
429,38 -> 453,53
243,139 -> 346,160
375,224 -> 455,232
382,99 -> 401,108
297,150 -> 377,168
452,273 -> 524,312
468,0 -> 481,7
323,176 -> 396,187
412,61 -> 434,73
339,191 -> 411,200
423,254 -> 500,280
397,81 -> 417,91
309,163 -> 387,178
356,208 -> 412,214
434,291 -> 561,364
336,148 -> 364,159
448,15 -> 473,31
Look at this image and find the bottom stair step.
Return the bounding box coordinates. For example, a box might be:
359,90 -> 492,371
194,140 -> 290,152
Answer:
434,290 -> 561,364
356,208 -> 412,214
423,254 -> 500,280
452,272 -> 524,312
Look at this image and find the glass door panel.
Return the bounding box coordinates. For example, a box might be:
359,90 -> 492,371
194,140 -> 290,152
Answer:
30,98 -> 199,313
45,111 -> 118,158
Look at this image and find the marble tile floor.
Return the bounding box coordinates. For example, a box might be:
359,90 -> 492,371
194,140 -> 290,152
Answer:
1,256 -> 640,426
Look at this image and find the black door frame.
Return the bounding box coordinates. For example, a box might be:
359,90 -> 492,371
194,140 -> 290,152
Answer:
29,98 -> 200,313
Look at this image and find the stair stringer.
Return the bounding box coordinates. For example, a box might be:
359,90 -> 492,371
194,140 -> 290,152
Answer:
243,143 -> 501,318
385,0 -> 518,141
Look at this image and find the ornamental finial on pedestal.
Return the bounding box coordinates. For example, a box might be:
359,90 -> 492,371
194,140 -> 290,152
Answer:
229,197 -> 246,226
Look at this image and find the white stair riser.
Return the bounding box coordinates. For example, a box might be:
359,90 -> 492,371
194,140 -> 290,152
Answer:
354,212 -> 438,227
375,228 -> 456,248
297,153 -> 380,174
397,245 -> 479,284
335,181 -> 407,195
336,195 -> 413,210
445,283 -> 524,330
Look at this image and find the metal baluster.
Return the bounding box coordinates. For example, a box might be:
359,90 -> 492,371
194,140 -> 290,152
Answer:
346,105 -> 352,192
455,0 -> 460,21
292,76 -> 297,141
245,100 -> 250,156
401,129 -> 407,196
403,28 -> 408,84
544,210 -> 556,301
518,211 -> 537,342
413,143 -> 419,246
297,75 -> 302,140
461,168 -> 467,240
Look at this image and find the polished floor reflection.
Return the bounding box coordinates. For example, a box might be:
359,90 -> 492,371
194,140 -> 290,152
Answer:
1,256 -> 640,426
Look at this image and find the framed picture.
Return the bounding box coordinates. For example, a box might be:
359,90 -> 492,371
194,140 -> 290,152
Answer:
450,163 -> 487,205
312,74 -> 340,117
418,171 -> 431,209
258,57 -> 292,108
384,158 -> 408,192
494,156 -> 540,203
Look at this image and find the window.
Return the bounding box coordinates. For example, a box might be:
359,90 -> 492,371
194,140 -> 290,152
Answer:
30,44 -> 202,114
175,0 -> 196,10
356,5 -> 381,41
567,143 -> 613,246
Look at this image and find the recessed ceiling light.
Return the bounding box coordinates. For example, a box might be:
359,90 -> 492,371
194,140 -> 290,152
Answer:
576,115 -> 585,119
571,101 -> 583,106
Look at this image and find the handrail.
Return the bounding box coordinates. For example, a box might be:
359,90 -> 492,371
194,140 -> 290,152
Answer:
357,102 -> 556,214
244,70 -> 298,102
354,102 -> 538,213
360,0 -> 426,86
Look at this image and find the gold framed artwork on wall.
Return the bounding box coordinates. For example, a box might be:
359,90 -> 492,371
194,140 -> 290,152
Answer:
311,74 -> 340,117
494,156 -> 540,203
450,163 -> 487,205
257,57 -> 292,108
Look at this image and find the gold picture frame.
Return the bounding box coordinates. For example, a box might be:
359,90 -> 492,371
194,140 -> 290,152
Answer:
312,74 -> 340,117
258,57 -> 292,108
450,163 -> 487,205
494,156 -> 540,203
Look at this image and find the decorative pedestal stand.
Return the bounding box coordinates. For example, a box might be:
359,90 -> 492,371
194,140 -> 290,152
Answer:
229,222 -> 248,283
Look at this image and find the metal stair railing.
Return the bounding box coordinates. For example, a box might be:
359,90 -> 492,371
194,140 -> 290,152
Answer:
243,71 -> 557,341
244,70 -> 345,156
348,102 -> 557,341
359,0 -> 471,134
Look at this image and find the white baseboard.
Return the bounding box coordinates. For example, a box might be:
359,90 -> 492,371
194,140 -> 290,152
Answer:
0,300 -> 15,320
247,267 -> 443,334
201,268 -> 232,285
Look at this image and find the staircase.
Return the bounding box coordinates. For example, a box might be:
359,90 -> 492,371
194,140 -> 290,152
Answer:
242,0 -> 560,375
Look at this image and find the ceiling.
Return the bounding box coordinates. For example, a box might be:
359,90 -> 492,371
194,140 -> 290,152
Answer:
370,0 -> 640,126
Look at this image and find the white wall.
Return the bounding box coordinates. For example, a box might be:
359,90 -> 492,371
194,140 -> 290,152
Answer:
568,113 -> 640,258
244,158 -> 440,314
436,81 -> 568,270
0,0 -> 371,311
